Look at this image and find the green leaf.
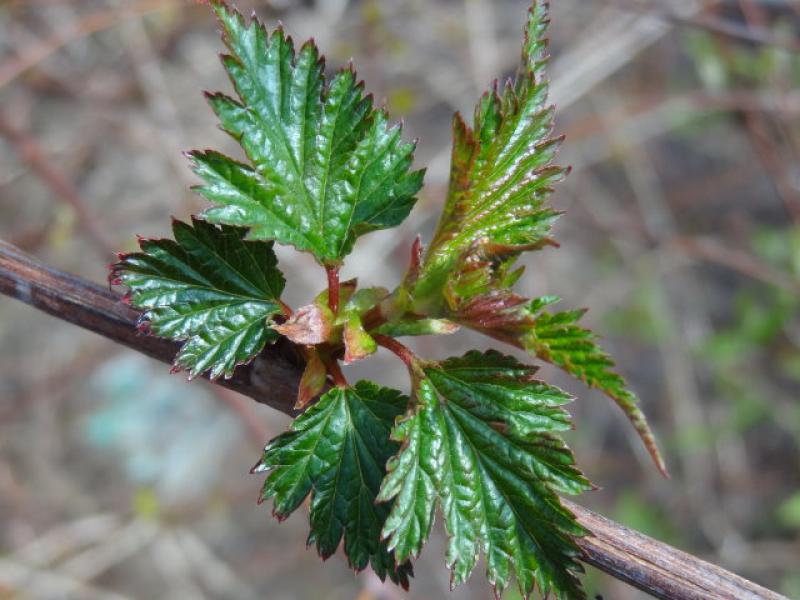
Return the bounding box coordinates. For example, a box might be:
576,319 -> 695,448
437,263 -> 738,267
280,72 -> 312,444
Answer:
411,0 -> 562,308
522,297 -> 668,477
378,350 -> 591,599
450,290 -> 667,476
111,218 -> 285,380
255,381 -> 413,587
194,1 -> 425,265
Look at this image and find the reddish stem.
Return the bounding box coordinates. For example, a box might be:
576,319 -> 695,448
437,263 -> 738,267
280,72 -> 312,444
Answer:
325,264 -> 340,315
277,299 -> 293,317
326,357 -> 348,388
373,334 -> 416,369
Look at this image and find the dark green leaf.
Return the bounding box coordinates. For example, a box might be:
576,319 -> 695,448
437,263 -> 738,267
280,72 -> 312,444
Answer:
111,218 -> 285,379
255,381 -> 413,587
378,350 -> 590,599
194,2 -> 425,265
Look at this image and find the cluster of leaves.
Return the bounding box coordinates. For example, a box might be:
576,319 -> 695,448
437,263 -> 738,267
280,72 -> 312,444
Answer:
110,1 -> 665,598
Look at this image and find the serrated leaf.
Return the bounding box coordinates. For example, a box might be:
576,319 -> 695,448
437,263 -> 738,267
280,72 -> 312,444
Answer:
194,1 -> 425,265
110,218 -> 285,379
379,350 -> 591,599
522,298 -> 668,476
387,2 -> 665,476
411,0 -> 562,308
255,381 -> 413,587
452,289 -> 667,475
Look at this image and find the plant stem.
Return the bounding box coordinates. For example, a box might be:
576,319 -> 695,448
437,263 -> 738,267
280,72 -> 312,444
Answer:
373,334 -> 416,369
326,357 -> 348,388
325,264 -> 340,315
277,298 -> 293,317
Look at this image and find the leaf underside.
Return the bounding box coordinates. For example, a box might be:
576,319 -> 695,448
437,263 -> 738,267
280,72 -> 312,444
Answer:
255,381 -> 413,587
378,350 -> 591,599
111,218 -> 285,379
193,1 -> 425,265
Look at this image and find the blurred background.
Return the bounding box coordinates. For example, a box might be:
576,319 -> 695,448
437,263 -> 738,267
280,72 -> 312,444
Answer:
1,0 -> 799,598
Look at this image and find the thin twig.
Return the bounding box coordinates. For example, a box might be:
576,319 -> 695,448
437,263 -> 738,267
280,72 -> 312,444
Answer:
0,0 -> 181,90
373,334 -> 416,369
0,239 -> 788,600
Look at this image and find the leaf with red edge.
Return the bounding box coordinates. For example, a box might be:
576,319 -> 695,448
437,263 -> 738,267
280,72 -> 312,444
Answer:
110,218 -> 285,380
451,290 -> 668,476
254,381 -> 412,587
193,1 -> 425,265
409,0 -> 563,310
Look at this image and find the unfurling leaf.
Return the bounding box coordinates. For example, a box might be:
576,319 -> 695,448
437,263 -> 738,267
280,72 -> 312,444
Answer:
192,1 -> 425,266
379,350 -> 591,599
374,317 -> 460,338
255,381 -> 413,587
452,290 -> 667,475
410,0 -> 562,310
111,218 -> 285,379
343,312 -> 377,363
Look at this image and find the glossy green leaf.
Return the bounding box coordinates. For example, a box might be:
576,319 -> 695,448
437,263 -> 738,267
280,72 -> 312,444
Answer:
522,297 -> 668,476
411,0 -> 562,308
255,381 -> 413,587
111,218 -> 285,379
193,1 -> 425,265
378,350 -> 591,599
450,290 -> 667,475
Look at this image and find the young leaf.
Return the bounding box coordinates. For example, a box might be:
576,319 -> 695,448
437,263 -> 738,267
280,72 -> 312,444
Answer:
373,317 -> 460,338
110,218 -> 285,380
410,0 -> 562,308
390,0 -> 666,474
193,1 -> 425,266
523,297 -> 668,476
453,290 -> 667,475
378,350 -> 591,599
254,381 -> 413,587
